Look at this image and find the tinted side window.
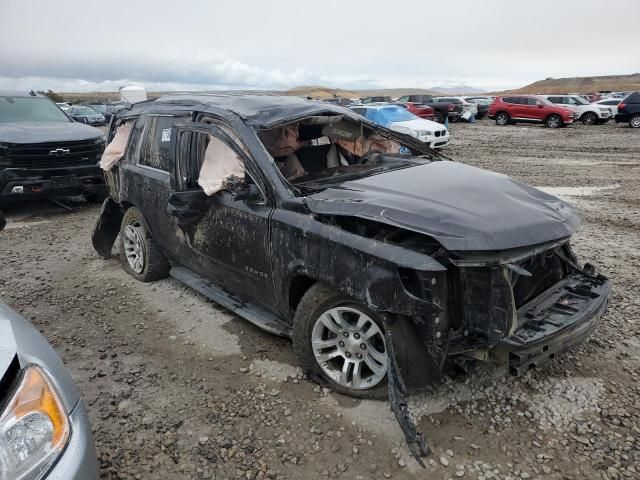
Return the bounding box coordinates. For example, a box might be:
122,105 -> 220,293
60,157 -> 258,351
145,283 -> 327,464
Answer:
526,98 -> 539,105
627,93 -> 640,104
547,97 -> 561,104
604,100 -> 619,105
501,97 -> 516,104
139,116 -> 182,172
126,115 -> 148,163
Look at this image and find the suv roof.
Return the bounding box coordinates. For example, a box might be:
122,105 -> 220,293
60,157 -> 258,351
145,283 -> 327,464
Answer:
123,93 -> 353,128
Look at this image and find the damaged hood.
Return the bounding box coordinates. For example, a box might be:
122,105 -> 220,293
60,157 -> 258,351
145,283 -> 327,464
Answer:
305,161 -> 581,251
0,121 -> 103,144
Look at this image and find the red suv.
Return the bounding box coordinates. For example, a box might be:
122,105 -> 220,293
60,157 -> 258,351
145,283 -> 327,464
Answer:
488,95 -> 578,128
397,102 -> 436,121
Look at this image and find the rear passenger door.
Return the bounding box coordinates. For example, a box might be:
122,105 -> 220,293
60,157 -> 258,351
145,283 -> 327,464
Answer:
167,123 -> 277,312
121,113 -> 190,260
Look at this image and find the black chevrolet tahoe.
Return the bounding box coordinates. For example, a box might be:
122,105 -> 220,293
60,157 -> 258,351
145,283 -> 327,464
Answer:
92,94 -> 610,460
0,92 -> 107,204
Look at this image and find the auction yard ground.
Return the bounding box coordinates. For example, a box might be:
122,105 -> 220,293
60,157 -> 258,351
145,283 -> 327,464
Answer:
1,120 -> 639,480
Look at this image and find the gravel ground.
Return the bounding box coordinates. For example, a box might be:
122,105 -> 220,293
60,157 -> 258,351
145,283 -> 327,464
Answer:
1,119 -> 639,480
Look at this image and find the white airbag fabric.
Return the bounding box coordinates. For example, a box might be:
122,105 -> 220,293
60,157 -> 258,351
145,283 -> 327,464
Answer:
198,135 -> 245,196
100,122 -> 132,171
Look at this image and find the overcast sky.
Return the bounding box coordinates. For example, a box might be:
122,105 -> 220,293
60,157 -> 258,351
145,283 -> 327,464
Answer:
1,0 -> 638,93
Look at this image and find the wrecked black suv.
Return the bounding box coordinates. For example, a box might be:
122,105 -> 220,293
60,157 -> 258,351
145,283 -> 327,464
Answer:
92,94 -> 610,457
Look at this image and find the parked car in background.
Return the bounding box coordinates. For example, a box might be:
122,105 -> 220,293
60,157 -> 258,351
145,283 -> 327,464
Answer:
463,97 -> 492,119
488,95 -> 578,128
614,92 -> 640,128
67,105 -> 106,126
541,95 -> 613,125
351,104 -> 450,148
323,98 -> 355,106
360,96 -> 392,104
433,97 -> 478,120
0,210 -> 98,479
56,102 -> 71,112
396,102 -> 436,121
395,94 -> 462,123
594,98 -> 621,116
0,91 -> 107,204
83,103 -> 112,123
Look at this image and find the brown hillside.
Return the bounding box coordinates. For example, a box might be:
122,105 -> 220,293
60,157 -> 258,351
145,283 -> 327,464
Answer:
502,73 -> 640,94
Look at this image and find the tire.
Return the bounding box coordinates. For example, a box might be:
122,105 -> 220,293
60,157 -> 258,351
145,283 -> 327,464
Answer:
292,283 -> 389,399
630,115 -> 640,129
118,206 -> 170,282
545,114 -> 562,128
434,111 -> 444,123
495,112 -> 510,126
581,112 -> 598,125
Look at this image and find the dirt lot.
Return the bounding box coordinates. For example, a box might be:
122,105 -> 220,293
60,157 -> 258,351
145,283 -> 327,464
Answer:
1,120 -> 639,480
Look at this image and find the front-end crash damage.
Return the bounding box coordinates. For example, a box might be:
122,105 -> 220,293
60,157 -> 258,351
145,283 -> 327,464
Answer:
307,211 -> 610,464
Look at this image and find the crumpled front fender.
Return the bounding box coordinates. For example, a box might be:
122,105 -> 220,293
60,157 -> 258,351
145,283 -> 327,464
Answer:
92,197 -> 123,258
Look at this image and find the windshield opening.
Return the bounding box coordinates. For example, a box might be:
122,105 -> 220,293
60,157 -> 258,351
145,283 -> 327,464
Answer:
0,96 -> 71,123
258,113 -> 432,193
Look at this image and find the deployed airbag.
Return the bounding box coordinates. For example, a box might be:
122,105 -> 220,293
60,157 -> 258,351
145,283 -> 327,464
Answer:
198,135 -> 245,196
100,122 -> 132,171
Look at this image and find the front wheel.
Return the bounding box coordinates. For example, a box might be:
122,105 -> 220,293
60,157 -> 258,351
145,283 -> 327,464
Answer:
630,115 -> 640,128
434,111 -> 444,123
545,114 -> 563,128
292,283 -> 388,399
581,112 -> 598,125
118,206 -> 170,282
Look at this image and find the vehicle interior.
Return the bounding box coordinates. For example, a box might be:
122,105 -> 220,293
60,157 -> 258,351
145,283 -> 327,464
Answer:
257,114 -> 428,189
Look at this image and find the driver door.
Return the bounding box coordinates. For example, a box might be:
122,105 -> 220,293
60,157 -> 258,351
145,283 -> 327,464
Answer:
167,123 -> 277,312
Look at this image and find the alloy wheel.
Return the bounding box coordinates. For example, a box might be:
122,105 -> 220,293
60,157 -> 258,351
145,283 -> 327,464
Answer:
123,223 -> 145,274
311,306 -> 387,390
631,116 -> 640,128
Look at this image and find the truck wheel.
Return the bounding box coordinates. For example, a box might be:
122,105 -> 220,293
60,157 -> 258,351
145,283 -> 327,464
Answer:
545,114 -> 562,128
495,112 -> 510,126
292,283 -> 388,399
434,111 -> 444,123
118,206 -> 170,282
581,112 -> 598,125
630,115 -> 640,128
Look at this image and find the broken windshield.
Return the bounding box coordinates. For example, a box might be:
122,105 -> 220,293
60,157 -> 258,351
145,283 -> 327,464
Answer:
258,114 -> 429,192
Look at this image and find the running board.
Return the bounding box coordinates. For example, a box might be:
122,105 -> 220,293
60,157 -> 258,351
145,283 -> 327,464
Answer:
169,266 -> 292,338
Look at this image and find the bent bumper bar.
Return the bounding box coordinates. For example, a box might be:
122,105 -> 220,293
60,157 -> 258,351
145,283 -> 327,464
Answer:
499,273 -> 610,375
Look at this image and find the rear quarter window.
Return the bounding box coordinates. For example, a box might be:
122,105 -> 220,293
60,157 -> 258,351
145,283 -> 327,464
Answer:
627,93 -> 640,104
139,116 -> 183,172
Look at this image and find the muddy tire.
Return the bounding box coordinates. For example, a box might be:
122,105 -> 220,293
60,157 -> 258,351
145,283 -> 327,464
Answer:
495,112 -> 510,126
581,112 -> 598,125
545,114 -> 563,128
118,206 -> 170,282
292,283 -> 389,399
630,115 -> 640,129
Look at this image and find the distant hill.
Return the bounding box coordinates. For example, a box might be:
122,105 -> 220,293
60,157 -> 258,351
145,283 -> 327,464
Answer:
431,85 -> 486,94
283,86 -> 439,100
501,73 -> 640,94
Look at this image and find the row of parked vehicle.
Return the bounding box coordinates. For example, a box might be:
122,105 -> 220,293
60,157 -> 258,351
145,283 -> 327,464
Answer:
329,91 -> 640,129
56,101 -> 127,126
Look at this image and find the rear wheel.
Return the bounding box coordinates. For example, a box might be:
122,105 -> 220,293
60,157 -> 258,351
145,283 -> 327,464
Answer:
545,114 -> 562,128
434,111 -> 444,123
292,283 -> 389,399
495,112 -> 510,126
118,206 -> 170,282
581,112 -> 598,125
630,115 -> 640,128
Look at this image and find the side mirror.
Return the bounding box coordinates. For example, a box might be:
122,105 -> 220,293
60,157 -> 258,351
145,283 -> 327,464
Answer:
232,183 -> 261,202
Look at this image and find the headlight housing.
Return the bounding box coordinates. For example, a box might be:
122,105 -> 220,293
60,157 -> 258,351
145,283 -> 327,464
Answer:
0,366 -> 70,480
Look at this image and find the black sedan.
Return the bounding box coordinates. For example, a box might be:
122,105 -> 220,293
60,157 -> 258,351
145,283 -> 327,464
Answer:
67,105 -> 106,126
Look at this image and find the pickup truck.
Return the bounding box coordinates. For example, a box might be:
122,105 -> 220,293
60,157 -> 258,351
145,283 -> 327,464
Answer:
396,94 -> 463,123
